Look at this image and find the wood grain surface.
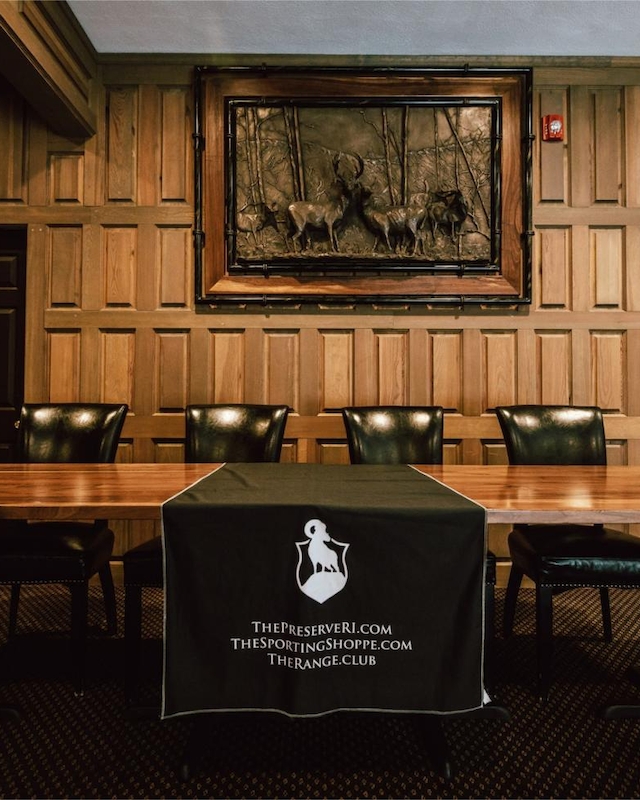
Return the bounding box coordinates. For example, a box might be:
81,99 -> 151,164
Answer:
1,463 -> 640,525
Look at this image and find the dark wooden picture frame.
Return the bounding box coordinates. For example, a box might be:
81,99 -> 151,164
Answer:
194,66 -> 532,306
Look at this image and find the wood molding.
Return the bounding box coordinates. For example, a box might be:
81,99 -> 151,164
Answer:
0,0 -> 96,137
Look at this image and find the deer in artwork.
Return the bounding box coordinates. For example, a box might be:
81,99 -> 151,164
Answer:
357,187 -> 430,255
287,154 -> 363,253
426,189 -> 469,242
236,201 -> 279,246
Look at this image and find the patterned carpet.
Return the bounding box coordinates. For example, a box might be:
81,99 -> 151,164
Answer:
2,584 -> 640,798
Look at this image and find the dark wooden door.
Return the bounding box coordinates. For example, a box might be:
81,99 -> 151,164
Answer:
0,226 -> 26,461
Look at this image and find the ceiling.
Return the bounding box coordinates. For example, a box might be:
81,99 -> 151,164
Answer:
65,0 -> 640,57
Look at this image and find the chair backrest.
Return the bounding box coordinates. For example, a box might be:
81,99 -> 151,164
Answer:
341,405 -> 444,465
17,403 -> 128,464
185,404 -> 289,463
495,404 -> 607,465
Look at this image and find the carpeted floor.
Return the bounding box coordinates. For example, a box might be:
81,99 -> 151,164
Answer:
2,584 -> 640,798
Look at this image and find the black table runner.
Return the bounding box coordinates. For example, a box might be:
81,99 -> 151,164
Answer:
161,463 -> 487,719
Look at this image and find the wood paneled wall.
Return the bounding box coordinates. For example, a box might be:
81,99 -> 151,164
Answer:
3,58 -> 640,566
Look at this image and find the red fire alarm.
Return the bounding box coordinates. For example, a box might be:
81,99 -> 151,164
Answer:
542,114 -> 564,141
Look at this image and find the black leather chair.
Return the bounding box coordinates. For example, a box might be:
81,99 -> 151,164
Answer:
341,405 -> 497,689
123,403 -> 289,705
0,402 -> 128,693
496,404 -> 640,699
342,405 -> 444,465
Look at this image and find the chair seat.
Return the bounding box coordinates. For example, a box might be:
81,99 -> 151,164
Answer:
509,524 -> 640,585
0,522 -> 114,582
123,536 -> 163,586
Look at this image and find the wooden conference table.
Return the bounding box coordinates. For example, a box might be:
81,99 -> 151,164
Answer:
0,462 -> 639,525
1,461 -> 640,722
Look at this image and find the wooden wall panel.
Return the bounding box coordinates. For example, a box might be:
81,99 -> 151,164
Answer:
483,331 -> 517,410
591,330 -> 626,412
209,329 -> 244,403
625,86 -> 640,208
48,331 -> 80,400
516,328 -> 537,402
571,225 -> 591,312
569,86 -> 592,208
408,328 -> 428,405
537,87 -> 567,203
104,226 -> 137,307
606,441 -> 627,466
299,329 -> 320,415
101,330 -> 134,406
593,88 -> 623,203
50,153 -> 83,204
106,87 -> 137,202
160,87 -> 191,203
49,225 -> 82,307
431,331 -> 463,411
537,227 -> 571,308
537,330 -> 572,405
154,442 -> 184,463
155,330 -> 189,412
264,330 -> 299,409
313,442 -> 346,464
591,227 -> 624,309
116,441 -> 134,464
627,226 -> 640,311
137,86 -> 160,207
0,81 -> 26,202
320,330 -> 353,411
159,226 -> 191,307
569,86 -> 623,206
443,440 -> 463,464
376,331 -> 409,405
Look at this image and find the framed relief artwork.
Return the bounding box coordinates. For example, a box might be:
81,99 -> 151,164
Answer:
194,66 -> 532,306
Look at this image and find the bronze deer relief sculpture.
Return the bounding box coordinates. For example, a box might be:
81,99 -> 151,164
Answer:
230,103 -> 490,265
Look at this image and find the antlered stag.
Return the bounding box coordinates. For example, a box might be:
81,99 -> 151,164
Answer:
287,154 -> 363,253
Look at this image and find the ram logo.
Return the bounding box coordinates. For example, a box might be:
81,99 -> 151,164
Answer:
295,518 -> 349,604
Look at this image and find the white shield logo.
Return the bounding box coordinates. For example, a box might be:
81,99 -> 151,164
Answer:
296,518 -> 349,604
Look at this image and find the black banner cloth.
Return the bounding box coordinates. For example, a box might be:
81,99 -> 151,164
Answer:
161,463 -> 487,719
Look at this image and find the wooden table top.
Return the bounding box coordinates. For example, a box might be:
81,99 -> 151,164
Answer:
0,462 -> 639,524
0,462 -> 217,520
414,465 -> 640,524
